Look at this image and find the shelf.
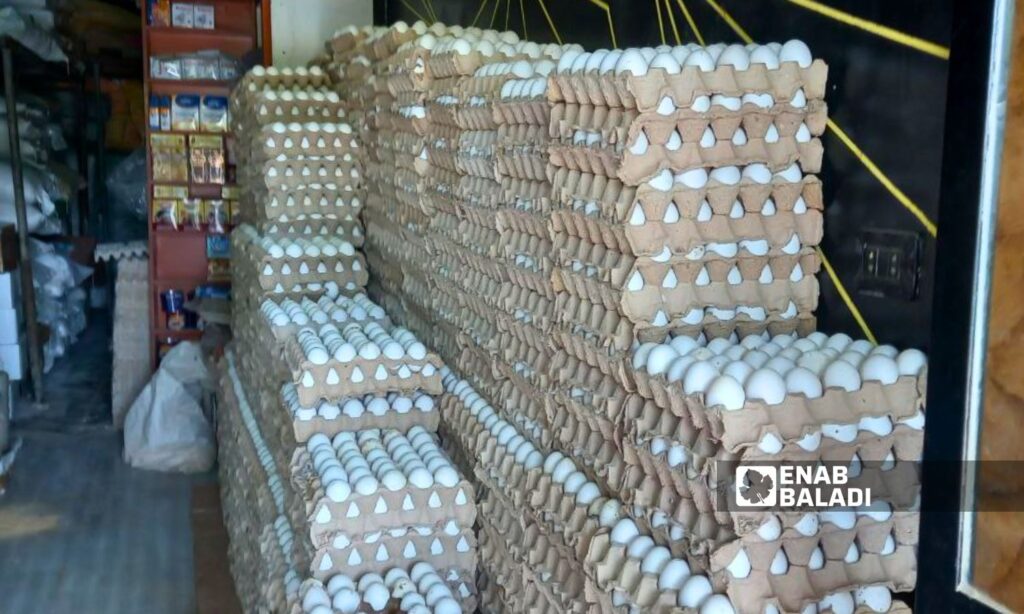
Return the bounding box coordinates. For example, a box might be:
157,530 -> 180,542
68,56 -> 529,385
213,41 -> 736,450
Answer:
148,26 -> 255,57
152,226 -> 233,235
152,328 -> 204,339
148,79 -> 234,95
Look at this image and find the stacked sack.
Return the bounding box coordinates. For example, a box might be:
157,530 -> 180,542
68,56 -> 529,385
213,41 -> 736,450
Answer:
219,64 -> 478,614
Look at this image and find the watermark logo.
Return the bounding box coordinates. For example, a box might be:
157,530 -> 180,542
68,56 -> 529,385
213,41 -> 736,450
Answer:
735,464 -> 871,509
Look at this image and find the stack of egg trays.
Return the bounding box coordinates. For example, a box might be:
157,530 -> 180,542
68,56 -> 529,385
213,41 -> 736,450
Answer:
218,357 -> 305,613
293,561 -> 478,614
440,367 -> 745,613
620,337 -> 925,612
545,47 -> 827,374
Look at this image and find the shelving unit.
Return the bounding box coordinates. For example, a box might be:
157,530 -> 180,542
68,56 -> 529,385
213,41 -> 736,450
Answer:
141,1 -> 260,366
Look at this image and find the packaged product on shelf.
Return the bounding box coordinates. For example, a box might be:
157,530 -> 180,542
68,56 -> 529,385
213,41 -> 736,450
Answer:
150,134 -> 188,182
152,198 -> 180,229
171,2 -> 193,27
193,4 -> 215,29
205,199 -> 228,233
200,95 -> 228,132
189,134 -> 225,184
148,95 -> 161,131
171,94 -> 200,131
181,197 -> 203,230
147,0 -> 170,26
150,56 -> 181,80
159,96 -> 172,130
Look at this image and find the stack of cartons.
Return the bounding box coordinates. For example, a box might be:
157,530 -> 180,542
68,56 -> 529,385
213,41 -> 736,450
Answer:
219,62 -> 477,613
108,256 -> 150,426
336,22 -> 926,614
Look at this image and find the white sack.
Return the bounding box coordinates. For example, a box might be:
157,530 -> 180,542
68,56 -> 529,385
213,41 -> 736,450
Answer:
123,342 -> 215,473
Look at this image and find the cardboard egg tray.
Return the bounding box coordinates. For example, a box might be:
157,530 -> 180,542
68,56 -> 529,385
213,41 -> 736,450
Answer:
710,538 -> 915,614
257,215 -> 364,241
259,157 -> 362,190
493,179 -> 552,237
293,567 -> 478,614
552,240 -> 820,324
547,59 -> 828,112
367,25 -> 419,62
282,338 -> 444,406
454,130 -> 498,178
494,123 -> 551,181
494,96 -> 552,128
629,369 -> 926,453
308,525 -> 477,581
426,49 -> 491,80
235,70 -> 333,96
281,385 -> 441,442
238,250 -> 369,292
327,27 -> 368,54
549,167 -> 824,252
249,184 -> 363,222
550,134 -> 824,186
255,123 -> 360,158
289,448 -> 476,546
545,407 -> 630,494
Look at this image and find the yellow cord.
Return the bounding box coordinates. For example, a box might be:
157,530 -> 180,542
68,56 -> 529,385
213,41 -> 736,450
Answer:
826,119 -> 938,237
520,0 -> 528,39
471,0 -> 490,28
704,0 -> 752,42
785,0 -> 949,59
675,0 -> 706,45
490,0 -> 501,28
399,0 -> 428,24
817,246 -> 877,344
664,0 -> 682,44
536,0 -> 562,43
421,0 -> 437,23
655,0 -> 667,45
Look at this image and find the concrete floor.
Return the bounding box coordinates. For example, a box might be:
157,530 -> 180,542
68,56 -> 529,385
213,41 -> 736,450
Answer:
0,314 -> 204,614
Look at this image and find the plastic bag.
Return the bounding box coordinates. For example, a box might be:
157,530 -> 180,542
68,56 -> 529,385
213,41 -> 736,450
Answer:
123,342 -> 215,473
106,148 -> 148,222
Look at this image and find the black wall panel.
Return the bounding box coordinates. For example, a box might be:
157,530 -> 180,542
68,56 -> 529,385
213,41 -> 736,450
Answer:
375,0 -> 952,350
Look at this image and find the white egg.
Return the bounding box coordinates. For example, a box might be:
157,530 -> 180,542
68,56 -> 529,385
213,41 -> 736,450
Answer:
632,342 -> 658,370
598,498 -> 622,527
855,586 -> 893,613
576,482 -> 602,506
614,49 -> 649,76
683,49 -> 715,71
794,512 -> 819,536
705,375 -> 746,410
823,360 -> 861,391
769,549 -> 789,575
726,548 -> 751,578
678,574 -> 713,608
717,44 -> 750,69
744,369 -> 787,405
784,367 -> 823,398
626,535 -> 655,558
646,345 -> 679,376
756,514 -> 782,540
819,509 -> 857,529
543,452 -> 565,474
640,546 -> 672,574
896,348 -> 927,376
683,361 -> 719,394
332,588 -> 360,613
819,592 -> 855,614
858,415 -> 893,436
302,586 -> 331,610
551,457 -> 576,483
658,559 -> 691,590
723,360 -> 754,385
650,52 -> 682,74
599,49 -> 623,74
610,518 -> 640,545
780,39 -> 813,68
700,594 -> 736,614
860,354 -> 899,385
750,45 -> 780,69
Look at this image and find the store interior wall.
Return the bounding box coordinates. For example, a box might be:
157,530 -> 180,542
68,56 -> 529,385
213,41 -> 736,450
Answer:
375,0 -> 952,351
271,0 -> 373,66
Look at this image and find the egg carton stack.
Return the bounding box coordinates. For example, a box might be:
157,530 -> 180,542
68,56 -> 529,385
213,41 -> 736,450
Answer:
440,367 -> 750,613
295,562 -> 474,614
546,43 -> 824,357
323,25 -> 379,120
624,331 -> 925,614
361,26 -> 450,354
219,352 -> 305,612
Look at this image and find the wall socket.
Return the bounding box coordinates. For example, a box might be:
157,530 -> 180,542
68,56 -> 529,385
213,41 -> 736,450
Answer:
857,230 -> 922,300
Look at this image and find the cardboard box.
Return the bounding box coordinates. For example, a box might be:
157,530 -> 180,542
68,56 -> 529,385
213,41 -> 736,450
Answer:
171,2 -> 193,27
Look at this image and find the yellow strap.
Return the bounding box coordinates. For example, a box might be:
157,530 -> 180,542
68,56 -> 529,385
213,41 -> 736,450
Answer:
655,0 -> 667,45
675,0 -> 706,45
421,0 -> 437,23
817,246 -> 877,344
664,0 -> 682,45
505,0 -> 511,31
490,0 -> 502,28
826,119 -> 938,237
536,0 -> 562,43
471,0 -> 490,28
520,0 -> 528,39
704,0 -> 752,43
785,0 -> 949,59
399,0 -> 428,24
